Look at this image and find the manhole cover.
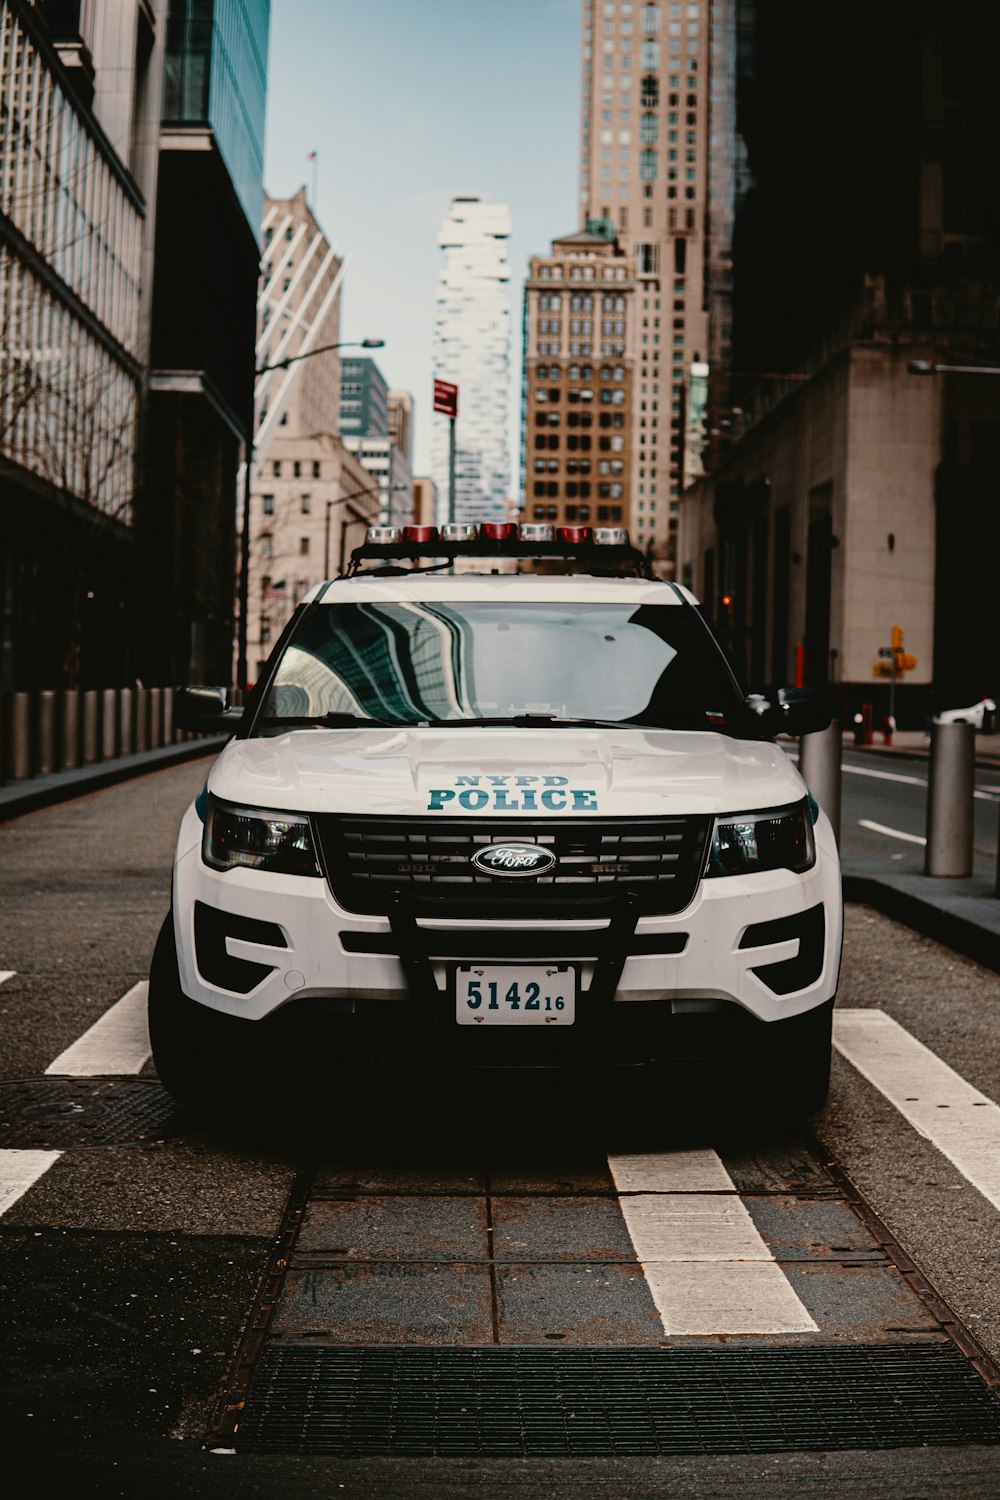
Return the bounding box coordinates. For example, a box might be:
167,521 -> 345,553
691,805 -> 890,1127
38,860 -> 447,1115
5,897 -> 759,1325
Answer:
237,1343 -> 1000,1457
0,1078 -> 179,1148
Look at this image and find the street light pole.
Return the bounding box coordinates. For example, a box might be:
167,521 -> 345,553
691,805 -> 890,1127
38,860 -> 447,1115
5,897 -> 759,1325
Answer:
324,481 -> 408,577
236,337 -> 385,689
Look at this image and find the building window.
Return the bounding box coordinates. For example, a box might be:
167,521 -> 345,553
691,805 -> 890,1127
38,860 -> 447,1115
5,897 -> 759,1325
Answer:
300,537 -> 310,556
301,494 -> 311,513
272,461 -> 281,477
312,460 -> 321,478
262,494 -> 274,515
293,460 -> 301,478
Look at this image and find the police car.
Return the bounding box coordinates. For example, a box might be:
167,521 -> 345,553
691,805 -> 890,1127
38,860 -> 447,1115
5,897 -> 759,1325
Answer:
149,522 -> 842,1117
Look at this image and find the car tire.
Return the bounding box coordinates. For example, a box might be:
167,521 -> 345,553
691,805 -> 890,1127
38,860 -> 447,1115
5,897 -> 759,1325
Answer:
147,912 -> 258,1112
753,1000 -> 833,1123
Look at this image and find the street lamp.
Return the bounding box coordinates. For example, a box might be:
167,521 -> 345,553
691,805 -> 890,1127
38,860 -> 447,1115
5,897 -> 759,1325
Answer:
237,338 -> 385,690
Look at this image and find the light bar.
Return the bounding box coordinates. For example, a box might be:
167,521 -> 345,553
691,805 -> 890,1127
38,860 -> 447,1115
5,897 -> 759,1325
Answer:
518,523 -> 554,542
593,527 -> 630,546
555,525 -> 593,544
480,522 -> 515,540
441,523 -> 478,542
366,526 -> 402,544
403,525 -> 439,543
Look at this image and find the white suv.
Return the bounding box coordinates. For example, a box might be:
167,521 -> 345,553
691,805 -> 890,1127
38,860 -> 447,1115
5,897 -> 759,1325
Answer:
149,525 -> 842,1117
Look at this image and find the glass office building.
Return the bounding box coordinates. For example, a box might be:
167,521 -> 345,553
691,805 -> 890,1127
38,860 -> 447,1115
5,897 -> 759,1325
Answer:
163,0 -> 268,237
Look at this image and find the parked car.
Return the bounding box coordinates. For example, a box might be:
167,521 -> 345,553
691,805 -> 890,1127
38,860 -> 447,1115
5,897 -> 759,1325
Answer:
148,523 -> 843,1121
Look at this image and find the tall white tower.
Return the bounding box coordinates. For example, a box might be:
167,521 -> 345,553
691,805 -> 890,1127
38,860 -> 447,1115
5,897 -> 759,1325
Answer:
431,196 -> 513,527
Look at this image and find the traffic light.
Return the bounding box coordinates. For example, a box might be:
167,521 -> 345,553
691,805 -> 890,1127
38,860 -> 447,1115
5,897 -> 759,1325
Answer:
891,625 -> 904,653
719,591 -> 734,616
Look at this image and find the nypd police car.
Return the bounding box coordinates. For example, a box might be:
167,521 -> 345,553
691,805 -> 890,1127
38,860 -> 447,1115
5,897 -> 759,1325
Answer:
149,523 -> 842,1116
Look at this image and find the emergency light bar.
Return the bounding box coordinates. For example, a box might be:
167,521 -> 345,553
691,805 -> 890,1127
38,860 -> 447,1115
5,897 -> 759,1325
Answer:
349,520 -> 653,579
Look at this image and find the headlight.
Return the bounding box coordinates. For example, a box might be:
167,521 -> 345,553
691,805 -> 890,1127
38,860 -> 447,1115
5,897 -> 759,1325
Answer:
202,797 -> 319,876
705,799 -> 816,877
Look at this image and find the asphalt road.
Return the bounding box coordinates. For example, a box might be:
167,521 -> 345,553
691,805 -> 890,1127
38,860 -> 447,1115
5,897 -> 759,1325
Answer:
836,748 -> 999,870
1,757 -> 998,1497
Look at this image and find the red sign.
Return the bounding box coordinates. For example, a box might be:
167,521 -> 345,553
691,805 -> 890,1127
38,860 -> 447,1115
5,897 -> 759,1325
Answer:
433,378 -> 459,418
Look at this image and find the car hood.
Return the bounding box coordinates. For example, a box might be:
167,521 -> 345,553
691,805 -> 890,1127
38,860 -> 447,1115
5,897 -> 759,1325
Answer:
207,727 -> 806,818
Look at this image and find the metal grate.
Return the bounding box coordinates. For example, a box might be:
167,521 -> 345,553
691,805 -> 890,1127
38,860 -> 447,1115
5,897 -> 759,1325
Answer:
237,1343 -> 1000,1456
315,816 -> 711,917
0,1078 -> 178,1148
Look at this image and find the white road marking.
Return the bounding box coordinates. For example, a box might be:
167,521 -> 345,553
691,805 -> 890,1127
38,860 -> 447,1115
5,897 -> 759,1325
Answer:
0,971 -> 15,987
608,1150 -> 818,1335
45,981 -> 151,1077
834,1009 -> 1000,1211
842,764 -> 927,787
857,819 -> 926,846
0,1150 -> 61,1216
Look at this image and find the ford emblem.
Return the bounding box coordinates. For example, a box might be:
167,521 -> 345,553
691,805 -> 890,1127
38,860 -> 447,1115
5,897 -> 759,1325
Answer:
471,844 -> 557,879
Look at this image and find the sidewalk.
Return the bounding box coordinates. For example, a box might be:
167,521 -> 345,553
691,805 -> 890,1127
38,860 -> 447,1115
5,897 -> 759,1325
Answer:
0,738 -> 228,822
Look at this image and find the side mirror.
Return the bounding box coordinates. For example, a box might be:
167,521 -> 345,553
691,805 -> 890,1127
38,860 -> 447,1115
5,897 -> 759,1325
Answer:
745,687 -> 831,738
174,686 -> 244,734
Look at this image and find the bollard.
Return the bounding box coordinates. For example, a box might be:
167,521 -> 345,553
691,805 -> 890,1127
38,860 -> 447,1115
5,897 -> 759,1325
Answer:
925,721 -> 975,878
10,692 -> 31,780
119,689 -> 134,757
799,719 -> 842,846
149,688 -> 164,748
36,691 -> 57,776
163,687 -> 175,743
61,690 -> 80,770
101,689 -> 118,760
82,690 -> 99,764
135,687 -> 150,752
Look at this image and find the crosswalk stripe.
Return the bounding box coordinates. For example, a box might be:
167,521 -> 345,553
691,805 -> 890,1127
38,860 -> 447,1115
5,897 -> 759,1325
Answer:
834,1008 -> 1000,1211
45,981 -> 151,1077
0,971 -> 15,987
0,1150 -> 61,1215
608,1150 -> 818,1335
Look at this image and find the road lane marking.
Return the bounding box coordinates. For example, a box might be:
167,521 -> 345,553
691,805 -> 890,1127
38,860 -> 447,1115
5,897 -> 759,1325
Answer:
0,971 -> 15,987
834,1009 -> 1000,1211
0,1150 -> 61,1216
608,1151 -> 818,1335
843,764 -> 927,787
45,981 -> 151,1076
857,819 -> 926,846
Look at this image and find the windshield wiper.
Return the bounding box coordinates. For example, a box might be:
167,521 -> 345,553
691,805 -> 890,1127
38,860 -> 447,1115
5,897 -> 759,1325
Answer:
442,714 -> 646,730
258,711 -> 410,728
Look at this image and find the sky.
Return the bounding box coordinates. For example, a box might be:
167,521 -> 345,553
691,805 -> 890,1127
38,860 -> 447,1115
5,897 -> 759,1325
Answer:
263,0 -> 583,476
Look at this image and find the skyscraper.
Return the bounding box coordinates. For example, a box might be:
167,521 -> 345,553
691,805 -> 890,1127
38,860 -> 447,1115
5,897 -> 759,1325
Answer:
431,196 -> 512,528
578,0 -> 711,571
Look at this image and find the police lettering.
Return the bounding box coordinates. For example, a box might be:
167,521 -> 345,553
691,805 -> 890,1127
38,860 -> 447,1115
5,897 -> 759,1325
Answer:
427,775 -> 597,813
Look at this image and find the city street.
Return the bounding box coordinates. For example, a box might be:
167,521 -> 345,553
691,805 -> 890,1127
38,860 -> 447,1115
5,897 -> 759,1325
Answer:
0,756 -> 998,1495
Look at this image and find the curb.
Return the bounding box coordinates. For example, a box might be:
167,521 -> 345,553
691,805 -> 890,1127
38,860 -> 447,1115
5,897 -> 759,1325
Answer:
0,739 -> 228,823
843,873 -> 1000,976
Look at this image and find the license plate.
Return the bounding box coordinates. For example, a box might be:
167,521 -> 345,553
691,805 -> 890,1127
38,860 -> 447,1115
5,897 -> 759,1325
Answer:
455,965 -> 575,1026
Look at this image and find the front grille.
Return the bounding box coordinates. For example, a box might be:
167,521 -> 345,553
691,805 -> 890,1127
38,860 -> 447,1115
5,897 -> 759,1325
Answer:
315,816 -> 711,917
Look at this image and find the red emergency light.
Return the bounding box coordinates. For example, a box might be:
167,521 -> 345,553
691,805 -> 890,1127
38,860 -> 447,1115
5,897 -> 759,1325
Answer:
403,525 -> 439,543
480,523 -> 515,540
555,525 -> 593,544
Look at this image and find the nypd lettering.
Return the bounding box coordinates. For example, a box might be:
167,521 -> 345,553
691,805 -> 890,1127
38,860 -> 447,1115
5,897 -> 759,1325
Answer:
427,774 -> 599,813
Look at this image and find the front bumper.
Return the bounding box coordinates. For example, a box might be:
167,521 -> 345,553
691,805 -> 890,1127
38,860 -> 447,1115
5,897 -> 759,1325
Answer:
171,802 -> 843,1041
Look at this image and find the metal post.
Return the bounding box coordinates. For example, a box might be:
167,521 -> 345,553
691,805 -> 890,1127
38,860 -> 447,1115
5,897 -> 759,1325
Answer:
324,499 -> 332,580
36,691 -> 56,776
448,414 -> 456,525
799,719 -> 842,846
10,692 -> 30,780
925,721 -> 975,878
81,691 -> 99,764
236,442 -> 253,692
61,690 -> 79,770
102,689 -> 118,760
119,689 -> 134,757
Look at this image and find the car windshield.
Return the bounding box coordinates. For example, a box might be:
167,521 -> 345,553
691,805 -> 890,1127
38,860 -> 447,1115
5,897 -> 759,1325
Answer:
255,600 -> 747,733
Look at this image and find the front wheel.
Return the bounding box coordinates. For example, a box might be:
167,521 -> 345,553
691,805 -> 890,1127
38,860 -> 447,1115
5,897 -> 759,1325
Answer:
770,999 -> 833,1119
147,913 -> 259,1111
